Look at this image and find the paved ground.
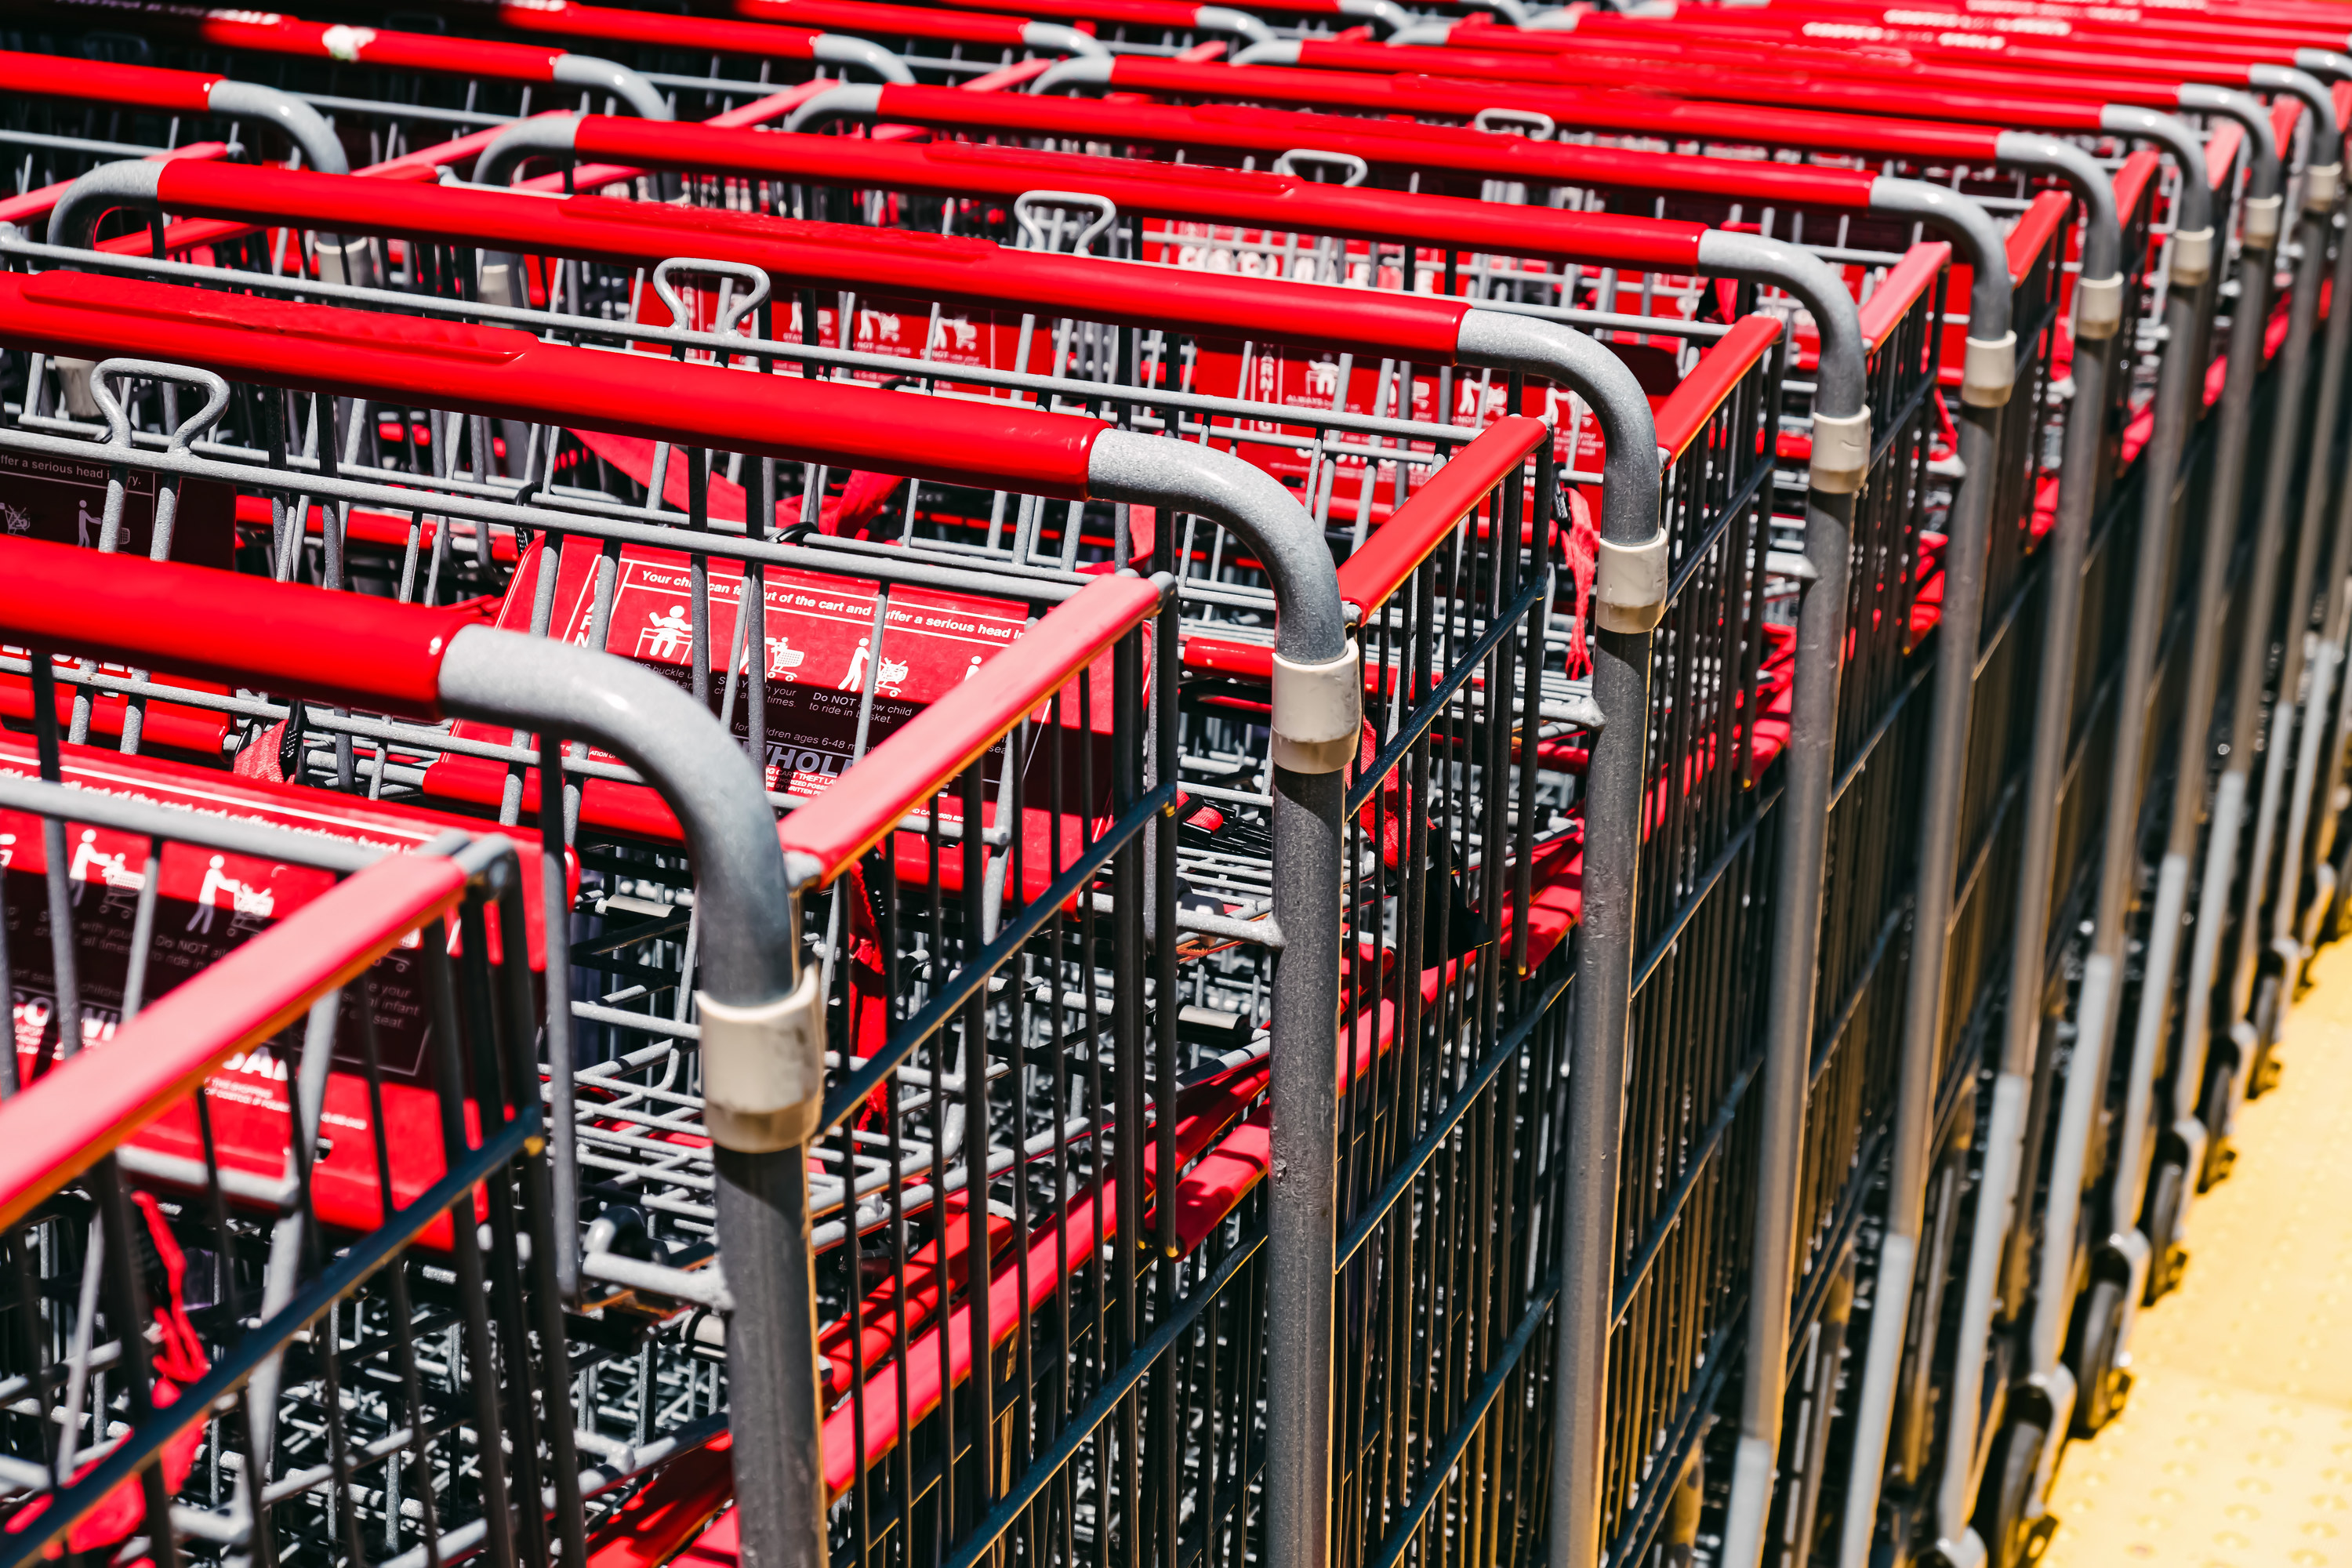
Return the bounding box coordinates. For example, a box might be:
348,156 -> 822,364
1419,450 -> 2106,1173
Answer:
2040,938 -> 2352,1568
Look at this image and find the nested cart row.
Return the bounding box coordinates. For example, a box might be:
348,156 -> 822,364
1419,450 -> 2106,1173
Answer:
0,8 -> 2347,1568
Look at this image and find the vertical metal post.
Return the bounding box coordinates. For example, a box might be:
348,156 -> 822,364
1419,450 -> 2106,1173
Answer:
1829,166 -> 2037,1566
1084,429 -> 1354,1568
1266,760 -> 1344,1568
437,626 -> 820,1568
1683,230 -> 1871,1568
1549,504 -> 1662,1568
707,978 -> 829,1568
2226,192 -> 2343,1068
2141,94 -> 2283,1152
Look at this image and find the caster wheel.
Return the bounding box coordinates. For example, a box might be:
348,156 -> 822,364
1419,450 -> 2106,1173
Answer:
2198,1065 -> 2236,1189
1975,1421 -> 2048,1568
2143,1158 -> 2189,1304
2071,1279 -> 2130,1436
2254,1051 -> 2285,1097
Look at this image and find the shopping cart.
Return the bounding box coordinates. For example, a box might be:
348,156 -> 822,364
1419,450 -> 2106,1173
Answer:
15,11 -> 2339,1566
0,525 -> 826,1568
13,103 -> 1835,1568
501,82 -> 1964,1565
0,247 -> 1659,1568
903,49 -> 2314,1561
449,96 -> 2102,1554
884,18 -> 2314,1542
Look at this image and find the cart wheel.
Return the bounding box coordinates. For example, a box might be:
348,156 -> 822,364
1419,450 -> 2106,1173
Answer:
1973,1418 -> 2046,1568
2070,1279 -> 2129,1436
2197,1059 -> 2236,1190
2248,973 -> 2284,1098
2143,1156 -> 2190,1304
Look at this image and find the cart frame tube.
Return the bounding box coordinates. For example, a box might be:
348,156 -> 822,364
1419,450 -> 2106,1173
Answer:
1625,226 -> 1869,1568
1719,176 -> 2016,1568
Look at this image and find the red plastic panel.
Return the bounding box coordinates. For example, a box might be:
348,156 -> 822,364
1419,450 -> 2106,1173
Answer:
0,851 -> 467,1232
776,573 -> 1161,885
0,739 -> 571,1236
492,537 -> 1037,800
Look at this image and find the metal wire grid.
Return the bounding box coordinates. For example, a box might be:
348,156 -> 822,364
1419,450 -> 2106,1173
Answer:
1320,423 -> 1556,1568
0,745 -> 586,1568
0,226 -> 1603,1563
1598,259 -> 1951,1565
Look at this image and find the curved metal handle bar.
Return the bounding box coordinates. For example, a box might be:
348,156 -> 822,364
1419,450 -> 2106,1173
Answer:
205,79 -> 351,176
550,53 -> 674,121
1272,147 -> 1369,186
1014,189 -> 1118,255
1022,21 -> 1109,57
652,256 -> 774,339
811,34 -> 917,84
89,358 -> 231,452
1472,106 -> 1557,140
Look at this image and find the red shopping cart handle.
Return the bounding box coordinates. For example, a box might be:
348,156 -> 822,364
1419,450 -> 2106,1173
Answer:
552,115 -> 1713,267
804,84 -> 1884,206
0,48 -> 220,111
117,162 -> 1477,359
0,535 -> 477,719
731,0 -> 1037,45
499,0 -> 839,52
0,270 -> 1109,498
1041,56 -> 2012,159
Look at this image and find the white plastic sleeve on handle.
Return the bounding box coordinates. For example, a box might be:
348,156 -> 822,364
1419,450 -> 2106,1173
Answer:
699,965 -> 825,1152
2170,227 -> 2214,287
1271,639 -> 1363,774
2307,161 -> 2343,210
1807,408 -> 1871,494
1595,528 -> 1670,633
2245,193 -> 2285,247
2073,274 -> 2125,341
1962,332 -> 2016,408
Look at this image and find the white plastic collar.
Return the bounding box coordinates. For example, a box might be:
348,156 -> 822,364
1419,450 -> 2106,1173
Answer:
2307,161 -> 2343,212
2072,274 -> 2124,341
474,254 -> 521,307
1271,639 -> 1363,774
1595,528 -> 1671,633
1807,409 -> 1871,495
1962,332 -> 2016,408
2169,227 -> 2213,287
698,965 -> 825,1153
2244,193 -> 2284,248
